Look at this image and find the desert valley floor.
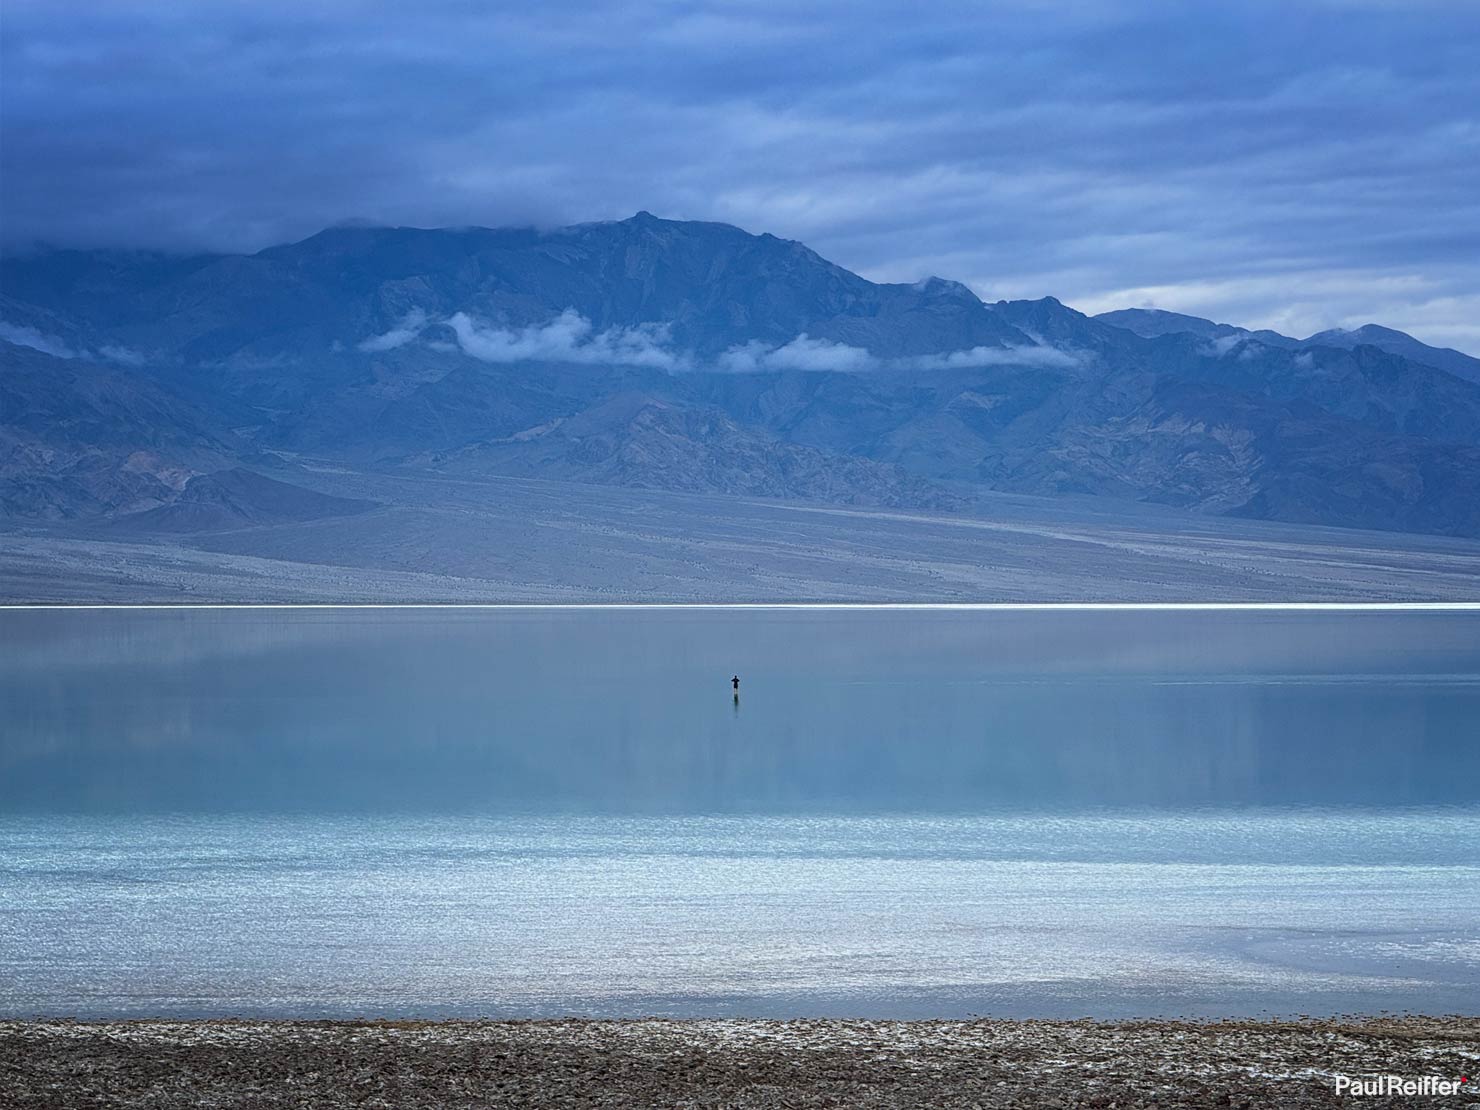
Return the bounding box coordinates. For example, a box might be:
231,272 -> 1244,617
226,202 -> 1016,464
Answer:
4,470 -> 1480,603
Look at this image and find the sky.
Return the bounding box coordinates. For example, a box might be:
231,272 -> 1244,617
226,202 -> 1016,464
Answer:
3,0 -> 1478,353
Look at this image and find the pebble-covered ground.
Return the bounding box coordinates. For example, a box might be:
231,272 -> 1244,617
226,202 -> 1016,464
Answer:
2,1016 -> 1477,1108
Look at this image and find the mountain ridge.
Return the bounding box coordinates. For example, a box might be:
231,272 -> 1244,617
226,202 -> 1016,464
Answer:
5,212 -> 1480,541
1096,307 -> 1480,383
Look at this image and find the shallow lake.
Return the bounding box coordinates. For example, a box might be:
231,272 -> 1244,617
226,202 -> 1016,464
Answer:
1,608 -> 1477,1017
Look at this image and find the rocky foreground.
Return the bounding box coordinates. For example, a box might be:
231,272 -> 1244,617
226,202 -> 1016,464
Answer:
2,1016 -> 1478,1108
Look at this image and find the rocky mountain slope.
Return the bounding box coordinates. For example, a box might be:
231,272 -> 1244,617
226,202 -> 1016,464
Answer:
4,213 -> 1480,539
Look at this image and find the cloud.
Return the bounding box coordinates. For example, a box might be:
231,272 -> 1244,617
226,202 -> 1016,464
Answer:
0,324 -> 147,365
718,335 -> 875,373
717,335 -> 1084,373
903,345 -> 1087,371
438,310 -> 1082,373
1202,335 -> 1244,357
0,321 -> 77,359
448,309 -> 682,369
99,344 -> 145,365
358,309 -> 429,352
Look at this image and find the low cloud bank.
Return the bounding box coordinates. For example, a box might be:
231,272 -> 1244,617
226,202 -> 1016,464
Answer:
357,309 -> 1082,374
358,309 -> 429,352
98,344 -> 146,366
0,321 -> 77,360
1201,334 -> 1244,357
448,310 -> 681,370
901,344 -> 1086,371
720,333 -> 1085,373
1,322 -> 146,366
718,335 -> 876,373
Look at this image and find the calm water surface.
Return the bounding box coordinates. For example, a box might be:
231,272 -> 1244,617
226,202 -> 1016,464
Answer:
1,609 -> 1477,1017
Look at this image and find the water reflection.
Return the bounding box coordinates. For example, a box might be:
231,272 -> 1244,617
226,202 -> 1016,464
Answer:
2,609 -> 1478,812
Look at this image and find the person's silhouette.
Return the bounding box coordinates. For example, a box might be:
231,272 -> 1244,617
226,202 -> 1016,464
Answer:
731,675 -> 740,692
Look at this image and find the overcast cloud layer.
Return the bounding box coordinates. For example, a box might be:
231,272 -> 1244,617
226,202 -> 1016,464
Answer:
2,0 -> 1478,353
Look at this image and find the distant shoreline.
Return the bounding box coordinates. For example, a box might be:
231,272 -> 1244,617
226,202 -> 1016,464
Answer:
5,1016 -> 1477,1108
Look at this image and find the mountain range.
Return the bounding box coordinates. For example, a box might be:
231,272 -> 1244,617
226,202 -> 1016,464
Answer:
4,211 -> 1480,541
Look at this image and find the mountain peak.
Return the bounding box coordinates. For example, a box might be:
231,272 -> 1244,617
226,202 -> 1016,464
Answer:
1300,323 -> 1480,383
1095,308 -> 1247,341
914,276 -> 979,301
1345,324 -> 1404,340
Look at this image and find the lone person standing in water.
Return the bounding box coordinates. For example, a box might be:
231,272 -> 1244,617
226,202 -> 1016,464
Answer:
731,674 -> 740,698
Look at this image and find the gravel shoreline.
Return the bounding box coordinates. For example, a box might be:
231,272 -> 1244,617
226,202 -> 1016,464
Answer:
3,1016 -> 1478,1108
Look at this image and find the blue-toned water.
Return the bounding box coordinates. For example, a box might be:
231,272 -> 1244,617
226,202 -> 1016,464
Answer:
1,608 -> 1478,1017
